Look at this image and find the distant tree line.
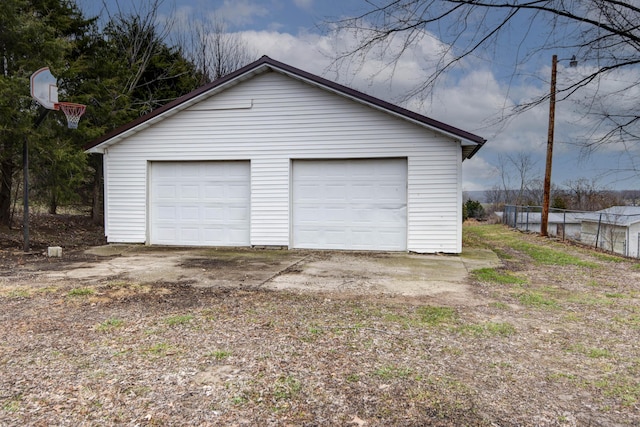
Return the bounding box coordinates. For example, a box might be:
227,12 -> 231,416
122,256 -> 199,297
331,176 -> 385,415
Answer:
467,179 -> 634,217
0,0 -> 255,227
467,152 -> 633,216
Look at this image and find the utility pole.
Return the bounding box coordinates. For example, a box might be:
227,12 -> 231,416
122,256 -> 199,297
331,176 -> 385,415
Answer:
541,55 -> 557,238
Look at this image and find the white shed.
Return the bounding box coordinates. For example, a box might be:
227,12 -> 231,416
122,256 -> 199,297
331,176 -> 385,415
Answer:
578,206 -> 640,257
85,56 -> 485,253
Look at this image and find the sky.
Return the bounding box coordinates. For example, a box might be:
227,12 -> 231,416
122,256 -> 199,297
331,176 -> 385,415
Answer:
77,0 -> 640,193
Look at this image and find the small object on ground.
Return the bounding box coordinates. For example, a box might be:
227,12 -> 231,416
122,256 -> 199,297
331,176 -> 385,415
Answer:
47,246 -> 62,257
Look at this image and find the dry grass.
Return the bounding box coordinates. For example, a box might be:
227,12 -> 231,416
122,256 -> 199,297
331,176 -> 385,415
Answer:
1,221 -> 639,426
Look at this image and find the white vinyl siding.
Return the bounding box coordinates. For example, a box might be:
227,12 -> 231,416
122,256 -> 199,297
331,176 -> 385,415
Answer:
102,71 -> 463,253
251,158 -> 289,246
632,223 -> 640,258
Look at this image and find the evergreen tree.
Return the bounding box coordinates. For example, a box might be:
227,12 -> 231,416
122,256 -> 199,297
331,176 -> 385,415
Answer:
1,0 -> 226,223
0,0 -> 91,224
464,200 -> 486,220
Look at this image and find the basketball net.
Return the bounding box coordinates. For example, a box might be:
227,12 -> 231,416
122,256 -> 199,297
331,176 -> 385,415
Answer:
56,102 -> 86,129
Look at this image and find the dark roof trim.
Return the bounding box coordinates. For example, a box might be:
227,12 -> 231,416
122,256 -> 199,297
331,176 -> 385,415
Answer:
84,55 -> 486,154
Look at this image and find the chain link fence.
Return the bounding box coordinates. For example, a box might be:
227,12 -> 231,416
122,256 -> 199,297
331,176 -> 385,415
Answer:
501,205 -> 640,258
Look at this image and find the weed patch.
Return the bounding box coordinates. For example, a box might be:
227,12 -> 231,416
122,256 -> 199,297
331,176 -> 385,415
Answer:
613,314 -> 640,328
457,321 -> 516,337
164,314 -> 194,326
473,268 -> 526,285
587,348 -> 612,359
143,342 -> 175,356
96,318 -> 124,332
273,375 -> 301,401
518,291 -> 559,309
415,306 -> 457,326
567,294 -> 614,307
489,301 -> 511,310
513,242 -> 596,267
373,365 -> 414,380
591,375 -> 640,407
67,287 -> 94,297
7,289 -> 31,298
206,350 -> 232,361
592,253 -> 627,263
2,396 -> 21,412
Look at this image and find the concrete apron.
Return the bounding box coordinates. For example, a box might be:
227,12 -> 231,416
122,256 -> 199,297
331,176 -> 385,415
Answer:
49,246 -> 501,305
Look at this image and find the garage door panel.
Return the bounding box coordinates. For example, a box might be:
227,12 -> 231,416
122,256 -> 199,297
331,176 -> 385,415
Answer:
293,159 -> 407,251
158,163 -> 178,177
203,206 -> 224,221
156,206 -> 177,221
228,206 -> 250,221
179,184 -> 199,200
155,226 -> 176,241
203,184 -> 225,199
325,229 -> 348,245
150,161 -> 250,246
227,183 -> 251,197
178,227 -> 199,242
378,184 -> 404,200
156,184 -> 176,199
227,227 -> 251,245
325,207 -> 348,222
180,206 -> 200,221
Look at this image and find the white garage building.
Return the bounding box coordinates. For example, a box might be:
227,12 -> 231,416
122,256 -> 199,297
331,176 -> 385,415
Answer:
85,56 -> 485,253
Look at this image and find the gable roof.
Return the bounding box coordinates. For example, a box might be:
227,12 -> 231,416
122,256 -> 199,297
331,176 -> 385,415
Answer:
577,206 -> 640,227
84,55 -> 486,158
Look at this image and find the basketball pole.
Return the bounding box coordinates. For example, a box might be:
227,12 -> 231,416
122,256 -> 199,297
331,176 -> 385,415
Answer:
23,108 -> 50,252
27,67 -> 86,252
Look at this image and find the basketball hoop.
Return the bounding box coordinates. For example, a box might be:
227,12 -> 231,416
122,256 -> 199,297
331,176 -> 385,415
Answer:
55,102 -> 86,129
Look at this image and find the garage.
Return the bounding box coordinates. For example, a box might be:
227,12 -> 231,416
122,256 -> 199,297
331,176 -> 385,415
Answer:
292,159 -> 407,250
149,161 -> 250,246
87,56 -> 486,252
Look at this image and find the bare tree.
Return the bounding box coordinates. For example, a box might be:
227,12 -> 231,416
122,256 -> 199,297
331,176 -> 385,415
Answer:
100,0 -> 174,96
522,178 -> 546,207
508,152 -> 539,205
331,1 -> 640,150
494,152 -> 540,205
562,177 -> 623,211
621,189 -> 640,206
174,15 -> 256,85
486,184 -> 506,213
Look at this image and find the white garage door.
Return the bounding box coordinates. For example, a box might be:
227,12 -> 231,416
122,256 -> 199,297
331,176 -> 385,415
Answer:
292,159 -> 407,250
150,161 -> 250,246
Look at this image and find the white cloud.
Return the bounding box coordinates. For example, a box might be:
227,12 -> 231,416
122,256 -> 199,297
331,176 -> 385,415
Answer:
240,26 -> 454,102
215,0 -> 269,27
462,156 -> 500,191
234,26 -> 639,190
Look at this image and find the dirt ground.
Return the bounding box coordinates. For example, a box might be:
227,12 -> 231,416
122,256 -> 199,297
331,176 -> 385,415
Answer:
1,215 -> 639,426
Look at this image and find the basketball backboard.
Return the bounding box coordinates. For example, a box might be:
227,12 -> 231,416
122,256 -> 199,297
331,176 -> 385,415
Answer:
30,67 -> 59,110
